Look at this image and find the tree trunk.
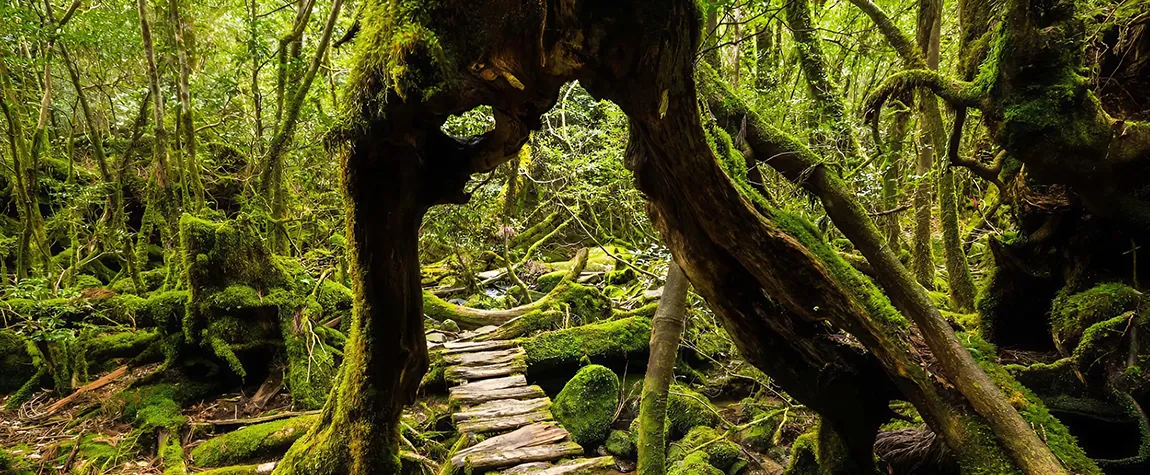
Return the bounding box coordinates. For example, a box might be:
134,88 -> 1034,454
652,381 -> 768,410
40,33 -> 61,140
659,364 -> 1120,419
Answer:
636,261 -> 689,475
273,124 -> 429,475
170,0 -> 204,209
784,0 -> 862,163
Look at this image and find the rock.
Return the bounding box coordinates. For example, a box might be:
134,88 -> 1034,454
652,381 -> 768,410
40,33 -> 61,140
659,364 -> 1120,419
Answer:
642,287 -> 664,301
448,298 -> 467,305
667,426 -> 742,472
426,332 -> 447,343
552,365 -> 620,447
668,451 -> 723,475
441,319 -> 460,333
605,429 -> 635,458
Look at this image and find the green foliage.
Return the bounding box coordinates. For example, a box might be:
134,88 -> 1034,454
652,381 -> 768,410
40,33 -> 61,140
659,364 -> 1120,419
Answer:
0,329 -> 35,393
552,364 -> 620,447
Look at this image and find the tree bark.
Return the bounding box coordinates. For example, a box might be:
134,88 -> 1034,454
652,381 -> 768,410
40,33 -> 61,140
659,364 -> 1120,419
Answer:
636,261 -> 689,475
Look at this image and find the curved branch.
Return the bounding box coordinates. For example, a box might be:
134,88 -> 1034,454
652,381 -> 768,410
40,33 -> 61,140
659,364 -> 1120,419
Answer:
862,70 -> 985,124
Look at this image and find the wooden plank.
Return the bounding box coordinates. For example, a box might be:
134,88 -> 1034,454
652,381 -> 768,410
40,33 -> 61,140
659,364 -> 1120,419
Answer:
454,398 -> 551,422
445,360 -> 526,382
450,385 -> 546,405
442,340 -> 515,354
453,374 -> 526,391
501,456 -> 615,474
445,347 -> 525,366
457,409 -> 553,434
456,442 -> 584,472
455,423 -> 571,460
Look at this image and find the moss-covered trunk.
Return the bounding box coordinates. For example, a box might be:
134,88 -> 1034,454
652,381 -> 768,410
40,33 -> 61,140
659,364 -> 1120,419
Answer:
273,125 -> 432,474
636,261 -> 689,475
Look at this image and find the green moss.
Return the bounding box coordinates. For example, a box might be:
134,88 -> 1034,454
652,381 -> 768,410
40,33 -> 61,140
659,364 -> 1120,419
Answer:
552,364 -> 620,447
162,433 -> 189,475
518,316 -> 651,372
605,429 -> 635,457
190,414 -> 319,467
956,332 -> 1102,475
783,432 -> 819,475
0,447 -> 34,475
0,329 -> 35,393
535,270 -> 567,293
668,426 -> 742,472
668,450 -> 724,475
551,283 -> 610,321
57,433 -> 122,473
666,384 -> 720,440
1051,283 -> 1143,353
117,384 -> 187,432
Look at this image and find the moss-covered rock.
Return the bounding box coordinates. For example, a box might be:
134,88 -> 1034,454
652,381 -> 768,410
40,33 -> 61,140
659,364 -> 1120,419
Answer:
605,429 -> 635,458
666,384 -> 720,440
1051,283 -> 1144,354
668,451 -> 724,475
784,432 -> 819,475
552,364 -> 620,447
668,426 -> 742,472
190,414 -> 319,467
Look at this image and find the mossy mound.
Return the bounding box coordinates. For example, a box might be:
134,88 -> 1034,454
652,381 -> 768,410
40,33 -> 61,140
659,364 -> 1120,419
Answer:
668,451 -> 725,475
1051,283 -> 1144,354
190,414 -> 319,467
668,426 -> 742,472
783,432 -> 819,475
552,364 -> 620,447
666,384 -> 720,440
605,429 -> 635,457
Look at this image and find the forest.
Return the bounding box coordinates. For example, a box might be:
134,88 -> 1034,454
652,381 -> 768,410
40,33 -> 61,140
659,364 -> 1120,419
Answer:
0,0 -> 1148,473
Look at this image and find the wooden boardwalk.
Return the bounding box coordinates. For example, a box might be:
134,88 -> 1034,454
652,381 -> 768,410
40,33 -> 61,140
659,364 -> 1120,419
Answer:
440,339 -> 614,474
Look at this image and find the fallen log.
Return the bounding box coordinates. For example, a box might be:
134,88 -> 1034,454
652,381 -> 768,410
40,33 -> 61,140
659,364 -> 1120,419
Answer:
423,249 -> 589,329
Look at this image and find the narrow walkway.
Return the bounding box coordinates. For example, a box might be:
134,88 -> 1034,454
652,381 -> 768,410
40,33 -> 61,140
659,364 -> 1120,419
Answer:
441,340 -> 614,474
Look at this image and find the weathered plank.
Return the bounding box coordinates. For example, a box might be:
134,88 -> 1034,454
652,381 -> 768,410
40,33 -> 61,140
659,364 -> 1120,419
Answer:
455,423 -> 571,460
501,456 -> 615,474
457,409 -> 554,434
454,398 -> 551,422
450,384 -> 546,405
456,442 -> 584,471
454,374 -> 527,391
445,347 -> 526,366
445,360 -> 527,382
442,340 -> 515,354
